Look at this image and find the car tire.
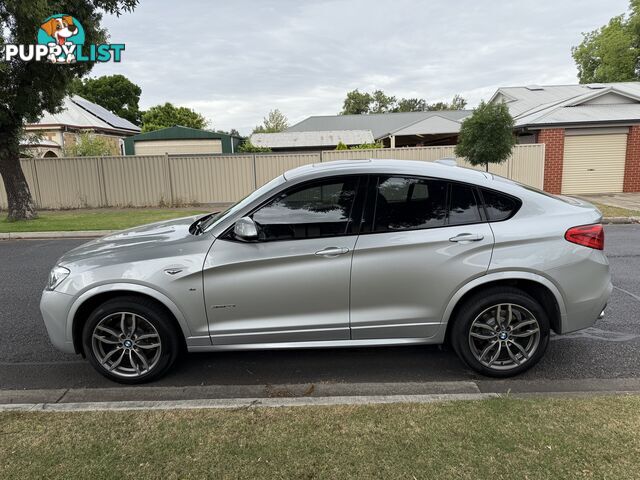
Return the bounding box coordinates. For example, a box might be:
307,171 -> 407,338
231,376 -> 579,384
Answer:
451,287 -> 550,378
82,296 -> 180,384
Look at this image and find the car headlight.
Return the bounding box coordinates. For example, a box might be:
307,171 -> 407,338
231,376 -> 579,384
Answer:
46,266 -> 70,291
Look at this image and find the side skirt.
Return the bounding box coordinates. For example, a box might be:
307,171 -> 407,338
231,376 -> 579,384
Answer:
187,337 -> 442,352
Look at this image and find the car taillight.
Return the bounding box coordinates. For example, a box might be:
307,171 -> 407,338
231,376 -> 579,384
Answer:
565,224 -> 604,250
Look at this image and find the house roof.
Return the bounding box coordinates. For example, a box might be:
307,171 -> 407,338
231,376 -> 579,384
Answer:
286,110 -> 470,139
251,130 -> 374,149
129,125 -> 242,142
19,138 -> 61,148
390,115 -> 465,136
491,83 -> 640,128
31,95 -> 141,134
123,125 -> 243,155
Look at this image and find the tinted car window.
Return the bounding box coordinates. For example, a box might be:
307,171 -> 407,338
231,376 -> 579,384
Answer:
449,183 -> 482,225
252,177 -> 359,241
373,176 -> 447,232
481,188 -> 521,221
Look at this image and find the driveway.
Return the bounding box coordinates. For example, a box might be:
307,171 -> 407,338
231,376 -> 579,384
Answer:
579,192 -> 640,211
1,225 -> 639,399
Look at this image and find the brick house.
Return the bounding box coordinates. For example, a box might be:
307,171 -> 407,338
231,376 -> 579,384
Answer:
491,83 -> 640,194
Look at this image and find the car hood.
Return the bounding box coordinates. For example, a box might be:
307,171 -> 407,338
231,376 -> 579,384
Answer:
58,215 -> 203,266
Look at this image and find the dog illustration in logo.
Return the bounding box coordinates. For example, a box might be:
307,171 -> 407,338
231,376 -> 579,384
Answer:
40,16 -> 78,63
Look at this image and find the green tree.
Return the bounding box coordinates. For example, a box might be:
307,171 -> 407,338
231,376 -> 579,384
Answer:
370,90 -> 397,113
572,1 -> 640,83
0,0 -> 138,221
341,89 -> 373,114
335,141 -> 349,150
427,94 -> 468,111
70,74 -> 142,124
252,109 -> 289,133
64,131 -> 118,157
141,103 -> 208,132
395,98 -> 427,112
449,94 -> 468,110
341,89 -> 467,114
238,140 -> 271,153
341,89 -> 398,114
455,101 -> 515,171
216,128 -> 240,137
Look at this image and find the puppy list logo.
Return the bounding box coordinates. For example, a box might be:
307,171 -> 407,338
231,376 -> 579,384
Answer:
1,14 -> 125,63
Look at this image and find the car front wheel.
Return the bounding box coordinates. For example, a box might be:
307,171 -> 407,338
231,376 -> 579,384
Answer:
451,287 -> 550,377
82,296 -> 180,384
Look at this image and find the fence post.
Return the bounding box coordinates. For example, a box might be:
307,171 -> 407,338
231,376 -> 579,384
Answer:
29,158 -> 42,208
320,150 -> 324,163
165,153 -> 175,206
252,154 -> 258,189
508,149 -> 513,179
98,157 -> 108,207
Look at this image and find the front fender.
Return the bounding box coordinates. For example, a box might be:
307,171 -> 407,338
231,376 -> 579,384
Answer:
65,282 -> 196,344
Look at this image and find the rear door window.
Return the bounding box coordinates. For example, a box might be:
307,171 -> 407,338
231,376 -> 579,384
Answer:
448,183 -> 482,225
373,176 -> 448,232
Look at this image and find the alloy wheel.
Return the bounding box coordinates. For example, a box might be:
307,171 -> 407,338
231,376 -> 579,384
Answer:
91,312 -> 162,378
468,303 -> 541,371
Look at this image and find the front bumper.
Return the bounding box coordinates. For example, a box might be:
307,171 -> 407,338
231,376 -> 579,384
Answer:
40,290 -> 76,354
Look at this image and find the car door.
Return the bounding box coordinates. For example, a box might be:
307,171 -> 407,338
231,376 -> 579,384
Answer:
350,175 -> 494,340
203,175 -> 365,345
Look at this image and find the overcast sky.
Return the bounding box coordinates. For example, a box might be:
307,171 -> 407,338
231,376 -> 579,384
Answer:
94,0 -> 629,134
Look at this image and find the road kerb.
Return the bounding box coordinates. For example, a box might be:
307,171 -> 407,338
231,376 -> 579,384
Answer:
602,216 -> 640,224
0,393 -> 501,412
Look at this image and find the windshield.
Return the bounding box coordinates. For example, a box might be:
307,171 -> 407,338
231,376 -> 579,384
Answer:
200,175 -> 287,233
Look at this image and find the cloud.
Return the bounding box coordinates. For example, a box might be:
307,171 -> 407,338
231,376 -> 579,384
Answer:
93,0 -> 629,134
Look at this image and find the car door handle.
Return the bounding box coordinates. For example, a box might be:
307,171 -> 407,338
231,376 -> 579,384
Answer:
449,233 -> 484,243
315,247 -> 349,257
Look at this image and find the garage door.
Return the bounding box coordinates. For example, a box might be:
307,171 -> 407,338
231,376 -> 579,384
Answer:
562,134 -> 627,194
135,139 -> 223,155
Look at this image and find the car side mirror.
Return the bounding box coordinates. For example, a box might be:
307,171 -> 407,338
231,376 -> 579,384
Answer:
234,216 -> 258,241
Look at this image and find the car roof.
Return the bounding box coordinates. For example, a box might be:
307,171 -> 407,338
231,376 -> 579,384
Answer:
283,159 -> 493,185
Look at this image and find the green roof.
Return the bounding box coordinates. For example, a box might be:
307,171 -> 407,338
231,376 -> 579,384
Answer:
124,125 -> 243,154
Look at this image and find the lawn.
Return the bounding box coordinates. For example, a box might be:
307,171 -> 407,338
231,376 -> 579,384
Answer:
1,395 -> 639,479
0,208 -> 211,233
593,202 -> 640,218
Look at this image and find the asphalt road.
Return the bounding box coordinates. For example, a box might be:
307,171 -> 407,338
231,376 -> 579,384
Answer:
1,225 -> 639,392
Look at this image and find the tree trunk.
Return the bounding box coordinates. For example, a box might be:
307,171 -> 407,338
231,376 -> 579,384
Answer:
0,125 -> 38,221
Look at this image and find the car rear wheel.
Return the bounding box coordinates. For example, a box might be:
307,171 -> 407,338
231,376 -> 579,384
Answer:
82,296 -> 180,384
451,287 -> 550,377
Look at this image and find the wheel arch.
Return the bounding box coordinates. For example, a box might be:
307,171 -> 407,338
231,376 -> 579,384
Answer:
68,284 -> 191,356
442,272 -> 566,344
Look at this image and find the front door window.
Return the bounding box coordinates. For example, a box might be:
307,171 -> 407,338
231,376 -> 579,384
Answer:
251,176 -> 360,241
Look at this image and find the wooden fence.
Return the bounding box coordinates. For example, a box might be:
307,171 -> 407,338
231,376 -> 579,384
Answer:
0,144 -> 545,209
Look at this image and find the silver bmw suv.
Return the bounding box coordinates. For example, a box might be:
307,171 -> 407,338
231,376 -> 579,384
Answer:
40,159 -> 612,383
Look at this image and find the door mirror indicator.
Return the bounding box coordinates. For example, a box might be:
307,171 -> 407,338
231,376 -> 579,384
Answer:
234,216 -> 259,241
